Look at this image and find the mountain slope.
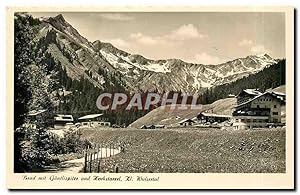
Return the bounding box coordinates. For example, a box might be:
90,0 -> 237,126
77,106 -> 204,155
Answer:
35,14 -> 278,93
129,98 -> 237,128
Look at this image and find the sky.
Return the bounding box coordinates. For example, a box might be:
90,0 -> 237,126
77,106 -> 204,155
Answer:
30,12 -> 285,65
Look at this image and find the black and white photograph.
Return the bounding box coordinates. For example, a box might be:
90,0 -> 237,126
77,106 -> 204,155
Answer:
7,6 -> 294,189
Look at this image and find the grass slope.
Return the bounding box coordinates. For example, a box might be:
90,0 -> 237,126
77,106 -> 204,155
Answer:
129,98 -> 237,128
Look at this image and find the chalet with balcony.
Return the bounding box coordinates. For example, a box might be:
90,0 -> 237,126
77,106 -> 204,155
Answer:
233,91 -> 285,130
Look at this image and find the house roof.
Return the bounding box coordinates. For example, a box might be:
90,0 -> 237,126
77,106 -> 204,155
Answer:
236,91 -> 283,108
78,114 -> 103,120
272,91 -> 286,97
178,118 -> 195,124
28,109 -> 47,116
228,94 -> 236,97
199,112 -> 232,118
54,114 -> 74,122
239,89 -> 262,97
155,124 -> 165,127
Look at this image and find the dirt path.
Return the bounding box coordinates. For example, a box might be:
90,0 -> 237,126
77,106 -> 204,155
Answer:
42,148 -> 121,173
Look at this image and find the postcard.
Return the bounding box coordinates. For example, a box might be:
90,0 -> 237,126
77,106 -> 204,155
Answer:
6,6 -> 294,189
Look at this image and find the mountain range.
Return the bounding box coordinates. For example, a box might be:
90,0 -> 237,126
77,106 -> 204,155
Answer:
36,14 -> 279,94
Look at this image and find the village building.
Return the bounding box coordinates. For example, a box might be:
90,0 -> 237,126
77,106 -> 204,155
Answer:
146,125 -> 155,129
271,91 -> 286,102
23,109 -> 48,129
154,124 -> 166,129
140,124 -> 165,129
54,114 -> 74,129
227,94 -> 236,98
178,118 -> 195,127
197,112 -> 232,124
78,114 -> 110,128
232,91 -> 285,130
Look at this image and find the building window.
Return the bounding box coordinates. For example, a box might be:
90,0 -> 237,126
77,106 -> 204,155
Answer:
253,119 -> 257,122
246,119 -> 251,123
273,119 -> 278,123
257,105 -> 260,108
273,112 -> 278,115
274,105 -> 277,108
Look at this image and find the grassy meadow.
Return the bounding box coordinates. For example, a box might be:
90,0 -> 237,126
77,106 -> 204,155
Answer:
80,127 -> 285,173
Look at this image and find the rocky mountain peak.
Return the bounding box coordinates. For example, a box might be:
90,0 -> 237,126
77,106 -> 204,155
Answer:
53,14 -> 66,23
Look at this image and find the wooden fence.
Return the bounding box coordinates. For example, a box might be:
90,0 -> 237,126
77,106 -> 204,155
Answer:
83,143 -> 125,173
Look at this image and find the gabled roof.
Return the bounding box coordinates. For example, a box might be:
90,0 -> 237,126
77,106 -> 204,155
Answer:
78,114 -> 103,120
54,114 -> 74,122
28,109 -> 47,116
236,91 -> 283,108
199,112 -> 232,118
272,91 -> 286,97
238,89 -> 262,97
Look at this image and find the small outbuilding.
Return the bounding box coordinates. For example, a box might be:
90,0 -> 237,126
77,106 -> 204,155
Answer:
78,113 -> 110,128
197,112 -> 232,124
140,124 -> 163,129
178,118 -> 195,127
154,124 -> 165,129
23,109 -> 48,129
54,114 -> 74,129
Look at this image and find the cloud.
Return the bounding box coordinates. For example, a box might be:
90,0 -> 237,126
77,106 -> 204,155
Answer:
130,32 -> 161,45
130,24 -> 206,46
250,45 -> 270,54
105,38 -> 130,49
238,39 -> 253,46
167,24 -> 206,41
191,52 -> 224,65
98,13 -> 135,21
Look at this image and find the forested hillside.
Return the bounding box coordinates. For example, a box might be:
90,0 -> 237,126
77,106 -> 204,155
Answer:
198,59 -> 286,104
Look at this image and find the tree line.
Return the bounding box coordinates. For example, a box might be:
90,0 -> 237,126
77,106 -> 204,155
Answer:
14,13 -> 85,172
